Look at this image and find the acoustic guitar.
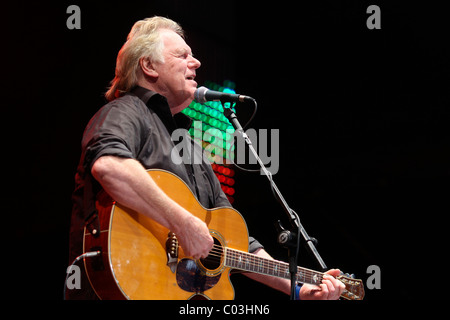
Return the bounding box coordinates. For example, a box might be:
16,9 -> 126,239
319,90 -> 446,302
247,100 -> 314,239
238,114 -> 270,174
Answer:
83,169 -> 364,300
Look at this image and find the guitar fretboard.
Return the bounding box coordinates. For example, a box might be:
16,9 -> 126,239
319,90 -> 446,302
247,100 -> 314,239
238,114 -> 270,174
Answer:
224,247 -> 324,286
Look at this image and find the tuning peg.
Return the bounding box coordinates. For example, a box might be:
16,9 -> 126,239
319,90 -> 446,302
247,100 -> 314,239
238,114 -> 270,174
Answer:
350,274 -> 355,279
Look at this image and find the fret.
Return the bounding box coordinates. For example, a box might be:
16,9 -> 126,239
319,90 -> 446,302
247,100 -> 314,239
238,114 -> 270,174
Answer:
284,265 -> 290,279
273,261 -> 281,278
297,269 -> 305,283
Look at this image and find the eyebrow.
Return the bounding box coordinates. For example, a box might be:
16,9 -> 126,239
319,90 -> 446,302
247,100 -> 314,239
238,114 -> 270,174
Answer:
174,47 -> 194,57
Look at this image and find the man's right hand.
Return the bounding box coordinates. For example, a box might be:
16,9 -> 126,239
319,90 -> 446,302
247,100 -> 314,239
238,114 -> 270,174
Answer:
175,214 -> 214,260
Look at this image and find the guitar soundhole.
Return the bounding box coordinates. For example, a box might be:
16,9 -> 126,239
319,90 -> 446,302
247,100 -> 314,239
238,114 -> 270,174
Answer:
199,237 -> 223,271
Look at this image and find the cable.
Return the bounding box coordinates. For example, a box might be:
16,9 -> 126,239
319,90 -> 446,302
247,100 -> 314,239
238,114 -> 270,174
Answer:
241,98 -> 258,131
63,251 -> 101,300
228,99 -> 261,173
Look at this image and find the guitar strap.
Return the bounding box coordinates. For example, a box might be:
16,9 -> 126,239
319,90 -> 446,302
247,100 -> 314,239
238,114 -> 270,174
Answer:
83,172 -> 100,238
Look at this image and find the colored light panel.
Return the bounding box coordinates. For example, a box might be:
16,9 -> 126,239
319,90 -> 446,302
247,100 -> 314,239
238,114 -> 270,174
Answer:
182,80 -> 238,204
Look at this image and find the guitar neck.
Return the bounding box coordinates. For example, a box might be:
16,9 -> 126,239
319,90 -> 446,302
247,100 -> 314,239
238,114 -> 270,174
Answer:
224,248 -> 324,286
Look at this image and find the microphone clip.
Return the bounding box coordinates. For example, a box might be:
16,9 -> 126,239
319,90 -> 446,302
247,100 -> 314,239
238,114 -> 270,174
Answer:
275,220 -> 298,249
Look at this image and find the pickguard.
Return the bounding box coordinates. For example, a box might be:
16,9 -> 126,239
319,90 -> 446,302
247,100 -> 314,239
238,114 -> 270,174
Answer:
176,258 -> 221,293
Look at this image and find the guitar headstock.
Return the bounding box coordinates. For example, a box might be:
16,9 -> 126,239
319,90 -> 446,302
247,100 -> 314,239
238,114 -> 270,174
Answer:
337,273 -> 365,300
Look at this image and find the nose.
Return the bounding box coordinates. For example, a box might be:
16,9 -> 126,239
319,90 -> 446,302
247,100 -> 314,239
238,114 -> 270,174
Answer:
189,56 -> 201,69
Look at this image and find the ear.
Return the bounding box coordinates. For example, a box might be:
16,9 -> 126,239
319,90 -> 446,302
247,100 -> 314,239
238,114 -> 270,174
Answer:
139,56 -> 159,79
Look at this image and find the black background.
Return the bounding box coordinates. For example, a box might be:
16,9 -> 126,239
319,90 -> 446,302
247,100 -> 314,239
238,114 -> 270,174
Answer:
4,0 -> 449,301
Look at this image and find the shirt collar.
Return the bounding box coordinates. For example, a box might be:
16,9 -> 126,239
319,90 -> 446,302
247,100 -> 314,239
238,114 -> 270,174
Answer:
129,86 -> 193,133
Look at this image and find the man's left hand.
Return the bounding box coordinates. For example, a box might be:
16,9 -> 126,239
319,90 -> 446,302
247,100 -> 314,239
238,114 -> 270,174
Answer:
299,269 -> 346,300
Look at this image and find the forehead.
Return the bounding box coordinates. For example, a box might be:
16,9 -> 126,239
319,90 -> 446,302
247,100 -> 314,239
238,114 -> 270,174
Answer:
159,29 -> 191,53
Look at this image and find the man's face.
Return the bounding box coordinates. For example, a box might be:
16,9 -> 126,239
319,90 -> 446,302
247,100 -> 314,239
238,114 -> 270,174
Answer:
153,29 -> 201,114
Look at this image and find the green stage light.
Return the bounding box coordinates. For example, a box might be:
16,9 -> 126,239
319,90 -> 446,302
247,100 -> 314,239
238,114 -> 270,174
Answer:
182,80 -> 239,203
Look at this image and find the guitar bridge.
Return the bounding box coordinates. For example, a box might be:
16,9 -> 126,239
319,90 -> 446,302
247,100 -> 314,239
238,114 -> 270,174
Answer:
165,232 -> 179,273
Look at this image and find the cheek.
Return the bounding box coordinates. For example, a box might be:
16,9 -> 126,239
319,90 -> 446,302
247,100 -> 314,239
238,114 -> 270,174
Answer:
165,70 -> 185,90
171,64 -> 187,82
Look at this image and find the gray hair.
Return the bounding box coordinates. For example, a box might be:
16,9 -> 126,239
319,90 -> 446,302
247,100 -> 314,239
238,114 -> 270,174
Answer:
105,16 -> 184,101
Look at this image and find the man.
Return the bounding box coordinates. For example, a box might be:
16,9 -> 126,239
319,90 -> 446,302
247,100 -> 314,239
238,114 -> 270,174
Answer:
68,16 -> 345,300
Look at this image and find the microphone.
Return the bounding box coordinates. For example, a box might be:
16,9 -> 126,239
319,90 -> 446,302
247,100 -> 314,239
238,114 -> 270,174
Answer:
194,86 -> 254,103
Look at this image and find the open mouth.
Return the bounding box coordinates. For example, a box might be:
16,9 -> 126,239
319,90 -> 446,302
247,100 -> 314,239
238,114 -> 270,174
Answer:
186,75 -> 196,81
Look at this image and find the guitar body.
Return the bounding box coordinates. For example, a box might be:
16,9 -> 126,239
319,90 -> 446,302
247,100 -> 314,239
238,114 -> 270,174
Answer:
84,169 -> 249,300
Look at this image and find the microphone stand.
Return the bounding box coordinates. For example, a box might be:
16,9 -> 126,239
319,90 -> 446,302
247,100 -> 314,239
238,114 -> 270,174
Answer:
223,104 -> 328,300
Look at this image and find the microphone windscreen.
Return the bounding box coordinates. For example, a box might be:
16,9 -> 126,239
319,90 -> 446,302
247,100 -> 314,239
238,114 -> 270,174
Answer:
194,86 -> 209,103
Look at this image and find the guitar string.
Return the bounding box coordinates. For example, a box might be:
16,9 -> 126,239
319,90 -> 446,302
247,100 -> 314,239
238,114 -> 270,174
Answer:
198,246 -> 360,298
185,245 -> 358,297
202,244 -> 324,283
206,247 -> 361,297
207,244 -> 318,278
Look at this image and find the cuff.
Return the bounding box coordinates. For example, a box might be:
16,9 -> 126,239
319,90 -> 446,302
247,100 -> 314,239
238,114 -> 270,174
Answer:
295,284 -> 302,300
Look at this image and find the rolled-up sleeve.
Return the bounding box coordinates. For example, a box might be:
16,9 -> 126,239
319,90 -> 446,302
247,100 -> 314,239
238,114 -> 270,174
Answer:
82,101 -> 146,170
